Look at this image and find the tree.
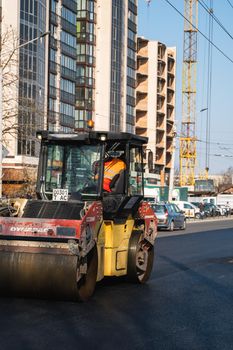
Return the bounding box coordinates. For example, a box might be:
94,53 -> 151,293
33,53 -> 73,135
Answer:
216,167 -> 233,193
1,25 -> 44,197
2,25 -> 44,154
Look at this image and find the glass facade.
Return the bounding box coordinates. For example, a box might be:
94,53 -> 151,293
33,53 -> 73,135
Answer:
110,0 -> 125,132
126,0 -> 137,133
76,0 -> 96,130
48,0 -> 77,132
18,0 -> 47,156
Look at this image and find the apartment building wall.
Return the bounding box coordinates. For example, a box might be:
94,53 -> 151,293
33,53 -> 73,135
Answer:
136,37 -> 176,186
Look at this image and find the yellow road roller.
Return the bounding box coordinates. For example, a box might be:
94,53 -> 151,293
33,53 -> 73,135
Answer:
0,130 -> 157,301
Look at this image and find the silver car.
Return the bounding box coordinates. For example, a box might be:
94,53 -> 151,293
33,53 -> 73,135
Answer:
151,203 -> 186,231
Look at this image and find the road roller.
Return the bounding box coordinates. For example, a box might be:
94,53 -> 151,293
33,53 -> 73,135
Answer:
0,130 -> 157,301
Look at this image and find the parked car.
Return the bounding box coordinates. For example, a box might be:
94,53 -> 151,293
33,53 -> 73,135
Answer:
151,203 -> 186,231
203,203 -> 221,217
173,201 -> 203,219
217,204 -> 230,216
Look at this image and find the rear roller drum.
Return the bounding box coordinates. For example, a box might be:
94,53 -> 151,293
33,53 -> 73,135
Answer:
127,230 -> 154,284
77,245 -> 98,301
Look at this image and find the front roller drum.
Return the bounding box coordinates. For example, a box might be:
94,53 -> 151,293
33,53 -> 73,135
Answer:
0,243 -> 98,301
127,230 -> 154,283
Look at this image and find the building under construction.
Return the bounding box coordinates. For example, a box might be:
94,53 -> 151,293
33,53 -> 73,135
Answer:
136,37 -> 176,187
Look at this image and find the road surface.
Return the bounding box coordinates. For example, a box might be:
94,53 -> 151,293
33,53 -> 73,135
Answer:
0,219 -> 233,350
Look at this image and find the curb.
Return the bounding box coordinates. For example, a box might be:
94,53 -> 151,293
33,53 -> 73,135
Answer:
187,216 -> 233,224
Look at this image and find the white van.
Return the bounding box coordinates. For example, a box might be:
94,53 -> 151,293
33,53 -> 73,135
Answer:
173,201 -> 202,219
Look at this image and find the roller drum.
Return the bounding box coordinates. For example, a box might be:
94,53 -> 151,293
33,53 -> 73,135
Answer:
0,241 -> 81,300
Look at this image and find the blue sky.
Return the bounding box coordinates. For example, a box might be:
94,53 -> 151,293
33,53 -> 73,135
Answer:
138,0 -> 233,174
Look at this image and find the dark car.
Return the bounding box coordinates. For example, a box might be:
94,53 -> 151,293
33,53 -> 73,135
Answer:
203,203 -> 221,217
151,203 -> 186,231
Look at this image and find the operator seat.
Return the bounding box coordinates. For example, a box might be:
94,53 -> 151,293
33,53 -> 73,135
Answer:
109,169 -> 125,194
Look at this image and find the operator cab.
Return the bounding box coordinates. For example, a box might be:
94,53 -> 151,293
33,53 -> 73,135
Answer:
32,131 -> 148,220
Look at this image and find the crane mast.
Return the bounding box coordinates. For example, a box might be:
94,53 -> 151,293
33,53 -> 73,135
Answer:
180,0 -> 198,186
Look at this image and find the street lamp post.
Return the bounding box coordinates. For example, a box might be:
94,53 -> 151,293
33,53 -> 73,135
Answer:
0,29 -> 50,199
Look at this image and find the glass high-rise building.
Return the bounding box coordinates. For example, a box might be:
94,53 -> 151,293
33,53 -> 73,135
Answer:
2,0 -> 138,196
48,0 -> 76,132
76,0 -> 138,133
2,0 -> 77,196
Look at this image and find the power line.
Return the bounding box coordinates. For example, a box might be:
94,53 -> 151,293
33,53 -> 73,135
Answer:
175,134 -> 233,147
163,0 -> 233,64
198,0 -> 233,41
226,0 -> 233,10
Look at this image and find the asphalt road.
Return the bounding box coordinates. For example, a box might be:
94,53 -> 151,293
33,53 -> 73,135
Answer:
0,219 -> 233,350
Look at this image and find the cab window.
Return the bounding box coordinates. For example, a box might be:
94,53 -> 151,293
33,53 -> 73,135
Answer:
129,146 -> 143,195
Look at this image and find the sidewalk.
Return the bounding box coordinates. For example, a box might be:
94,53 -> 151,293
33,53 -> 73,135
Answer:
187,215 -> 233,223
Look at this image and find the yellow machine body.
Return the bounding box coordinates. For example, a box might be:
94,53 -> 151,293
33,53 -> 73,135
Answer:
96,218 -> 135,280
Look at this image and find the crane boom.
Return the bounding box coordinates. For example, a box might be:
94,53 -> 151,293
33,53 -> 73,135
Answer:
180,0 -> 198,186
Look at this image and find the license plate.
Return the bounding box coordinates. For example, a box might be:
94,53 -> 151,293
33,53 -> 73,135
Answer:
52,189 -> 68,201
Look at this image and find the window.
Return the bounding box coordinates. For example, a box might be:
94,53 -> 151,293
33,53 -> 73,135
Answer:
127,66 -> 135,79
45,144 -> 102,196
50,73 -> 56,87
50,49 -> 56,62
128,29 -> 136,42
61,78 -> 75,94
129,146 -> 143,195
61,6 -> 76,25
61,31 -> 76,48
49,98 -> 57,111
61,54 -> 76,71
60,102 -> 75,117
128,10 -> 136,23
51,0 -> 57,13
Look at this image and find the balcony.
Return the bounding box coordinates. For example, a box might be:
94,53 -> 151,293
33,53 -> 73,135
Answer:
137,79 -> 148,92
156,118 -> 165,130
136,115 -> 147,129
137,53 -> 148,61
165,153 -> 172,168
77,32 -> 96,44
166,140 -> 173,153
76,99 -> 93,110
136,99 -> 147,112
60,114 -> 75,128
60,91 -> 75,104
49,61 -> 58,74
49,86 -> 58,99
61,43 -> 76,59
168,57 -> 175,73
158,43 -> 166,60
76,76 -> 95,87
136,90 -> 147,99
135,127 -> 147,137
50,37 -> 57,50
62,0 -> 76,12
50,12 -> 58,25
137,38 -> 148,57
157,95 -> 166,112
77,54 -> 96,66
77,10 -> 97,23
61,66 -> 76,82
61,18 -> 76,36
167,105 -> 174,120
155,149 -> 165,165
